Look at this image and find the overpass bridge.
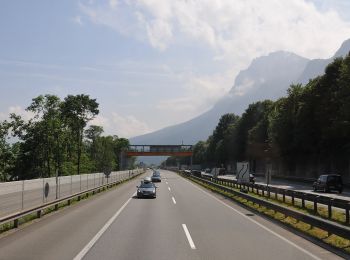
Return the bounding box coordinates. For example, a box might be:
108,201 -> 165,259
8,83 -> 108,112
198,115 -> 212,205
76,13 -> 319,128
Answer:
120,145 -> 193,169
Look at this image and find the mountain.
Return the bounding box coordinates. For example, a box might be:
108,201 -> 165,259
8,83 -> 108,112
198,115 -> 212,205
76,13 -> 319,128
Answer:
131,39 -> 350,149
298,38 -> 350,84
131,51 -> 309,145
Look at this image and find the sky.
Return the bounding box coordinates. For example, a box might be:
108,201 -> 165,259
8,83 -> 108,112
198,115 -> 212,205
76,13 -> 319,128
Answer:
0,0 -> 350,138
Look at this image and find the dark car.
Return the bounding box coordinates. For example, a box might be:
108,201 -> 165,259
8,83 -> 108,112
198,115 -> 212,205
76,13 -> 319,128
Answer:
137,180 -> 157,198
151,171 -> 161,182
191,170 -> 202,177
313,174 -> 343,193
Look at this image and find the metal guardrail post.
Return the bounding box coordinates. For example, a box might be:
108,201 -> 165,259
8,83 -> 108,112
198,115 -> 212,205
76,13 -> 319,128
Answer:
283,190 -> 285,203
301,194 -> 305,209
314,196 -> 319,215
346,203 -> 350,225
328,199 -> 333,219
292,192 -> 295,206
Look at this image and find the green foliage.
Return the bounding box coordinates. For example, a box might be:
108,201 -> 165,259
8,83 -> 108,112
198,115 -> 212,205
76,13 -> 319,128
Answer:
0,94 -> 130,180
189,54 -> 350,173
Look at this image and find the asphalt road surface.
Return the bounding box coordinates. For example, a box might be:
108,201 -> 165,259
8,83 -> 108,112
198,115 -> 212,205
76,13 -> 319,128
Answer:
0,170 -> 341,260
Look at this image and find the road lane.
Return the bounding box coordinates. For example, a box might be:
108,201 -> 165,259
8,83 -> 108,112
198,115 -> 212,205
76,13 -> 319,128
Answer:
84,172 -> 198,260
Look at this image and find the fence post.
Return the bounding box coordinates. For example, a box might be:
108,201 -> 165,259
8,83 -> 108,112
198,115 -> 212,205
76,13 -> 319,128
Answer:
292,192 -> 295,206
21,180 -> 24,210
42,178 -> 45,204
283,190 -> 286,203
346,203 -> 350,225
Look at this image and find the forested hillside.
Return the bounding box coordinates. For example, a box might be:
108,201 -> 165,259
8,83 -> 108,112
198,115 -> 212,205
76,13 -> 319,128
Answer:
165,54 -> 350,181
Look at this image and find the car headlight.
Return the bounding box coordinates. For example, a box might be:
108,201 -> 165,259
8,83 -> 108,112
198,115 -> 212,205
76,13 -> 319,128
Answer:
153,188 -> 156,193
137,189 -> 141,193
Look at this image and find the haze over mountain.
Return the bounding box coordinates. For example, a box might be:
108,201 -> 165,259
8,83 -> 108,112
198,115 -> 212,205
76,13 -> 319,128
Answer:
130,39 -> 350,147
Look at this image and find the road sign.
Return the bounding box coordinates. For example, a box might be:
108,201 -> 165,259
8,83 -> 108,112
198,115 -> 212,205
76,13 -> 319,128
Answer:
237,161 -> 250,184
104,168 -> 112,178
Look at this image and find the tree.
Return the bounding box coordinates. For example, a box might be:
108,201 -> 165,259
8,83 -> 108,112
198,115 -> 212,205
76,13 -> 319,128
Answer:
61,95 -> 99,175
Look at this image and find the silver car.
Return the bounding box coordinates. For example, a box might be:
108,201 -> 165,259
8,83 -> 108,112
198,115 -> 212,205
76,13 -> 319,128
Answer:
137,181 -> 157,198
151,171 -> 161,182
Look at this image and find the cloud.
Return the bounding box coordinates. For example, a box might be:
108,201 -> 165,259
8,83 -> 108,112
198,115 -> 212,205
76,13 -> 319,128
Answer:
73,15 -> 83,25
79,0 -> 350,62
0,106 -> 35,122
90,113 -> 153,138
156,69 -> 235,120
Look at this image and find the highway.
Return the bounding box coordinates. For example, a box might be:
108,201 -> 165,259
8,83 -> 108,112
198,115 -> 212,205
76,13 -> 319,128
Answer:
0,170 -> 341,260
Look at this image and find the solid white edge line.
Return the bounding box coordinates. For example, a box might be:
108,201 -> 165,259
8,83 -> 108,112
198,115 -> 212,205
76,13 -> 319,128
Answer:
172,196 -> 176,204
73,192 -> 136,260
182,224 -> 196,249
182,178 -> 322,260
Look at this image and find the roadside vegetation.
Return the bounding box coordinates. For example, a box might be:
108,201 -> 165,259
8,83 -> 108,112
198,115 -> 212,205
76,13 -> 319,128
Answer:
164,54 -> 350,178
0,94 -> 132,181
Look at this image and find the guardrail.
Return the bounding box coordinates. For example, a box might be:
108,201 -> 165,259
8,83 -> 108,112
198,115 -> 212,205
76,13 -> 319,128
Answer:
198,173 -> 350,225
0,169 -> 144,230
179,172 -> 350,243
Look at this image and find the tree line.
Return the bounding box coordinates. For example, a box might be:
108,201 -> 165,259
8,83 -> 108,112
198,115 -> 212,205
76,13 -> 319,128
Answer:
164,54 -> 350,176
0,94 -> 131,181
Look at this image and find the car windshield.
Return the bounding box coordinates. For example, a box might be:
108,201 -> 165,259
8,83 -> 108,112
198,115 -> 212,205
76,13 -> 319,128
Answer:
139,183 -> 155,188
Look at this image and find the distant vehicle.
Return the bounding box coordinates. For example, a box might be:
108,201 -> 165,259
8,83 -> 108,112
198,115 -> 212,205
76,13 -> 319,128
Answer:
249,173 -> 255,184
151,171 -> 161,182
137,181 -> 157,198
204,168 -> 211,173
313,174 -> 343,193
191,170 -> 202,177
143,177 -> 152,183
